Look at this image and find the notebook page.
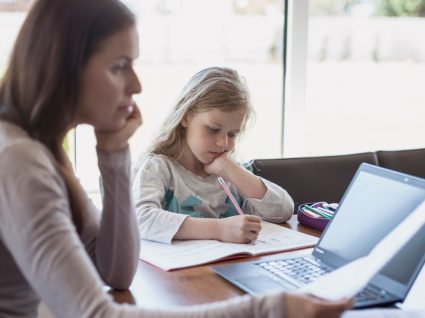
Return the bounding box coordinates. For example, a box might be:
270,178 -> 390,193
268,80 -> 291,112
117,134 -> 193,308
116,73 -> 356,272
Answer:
139,221 -> 318,271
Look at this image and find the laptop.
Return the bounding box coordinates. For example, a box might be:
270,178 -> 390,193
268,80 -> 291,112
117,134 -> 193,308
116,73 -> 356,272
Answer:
211,163 -> 425,308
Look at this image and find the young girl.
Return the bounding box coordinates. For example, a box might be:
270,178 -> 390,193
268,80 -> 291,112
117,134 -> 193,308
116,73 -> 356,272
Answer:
132,67 -> 294,245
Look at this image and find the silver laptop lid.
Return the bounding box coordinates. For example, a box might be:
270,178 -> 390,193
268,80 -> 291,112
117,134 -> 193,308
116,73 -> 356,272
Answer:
313,163 -> 425,296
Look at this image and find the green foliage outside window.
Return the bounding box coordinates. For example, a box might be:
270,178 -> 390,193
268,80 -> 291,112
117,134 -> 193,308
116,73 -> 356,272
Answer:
63,134 -> 70,154
310,0 -> 425,17
63,129 -> 76,167
377,0 -> 425,16
310,0 -> 358,15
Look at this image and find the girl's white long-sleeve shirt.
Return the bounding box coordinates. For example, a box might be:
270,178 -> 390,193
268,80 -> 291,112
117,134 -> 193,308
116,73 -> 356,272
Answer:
132,153 -> 294,244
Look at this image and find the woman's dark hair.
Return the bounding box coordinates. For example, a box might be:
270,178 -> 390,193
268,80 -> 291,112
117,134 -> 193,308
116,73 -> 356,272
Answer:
0,0 -> 136,231
0,0 -> 135,148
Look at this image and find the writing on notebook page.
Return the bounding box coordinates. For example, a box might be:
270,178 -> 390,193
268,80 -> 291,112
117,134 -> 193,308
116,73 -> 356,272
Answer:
248,225 -> 307,248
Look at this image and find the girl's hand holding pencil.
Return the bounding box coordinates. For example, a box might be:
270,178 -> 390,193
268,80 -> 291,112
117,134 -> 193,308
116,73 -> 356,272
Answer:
216,215 -> 262,244
217,177 -> 262,243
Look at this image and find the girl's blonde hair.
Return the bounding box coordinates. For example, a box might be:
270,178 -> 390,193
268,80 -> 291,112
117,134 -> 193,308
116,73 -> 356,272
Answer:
149,66 -> 254,159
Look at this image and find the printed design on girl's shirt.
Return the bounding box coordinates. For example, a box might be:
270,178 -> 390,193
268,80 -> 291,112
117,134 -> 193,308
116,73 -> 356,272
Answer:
164,189 -> 206,217
221,193 -> 242,218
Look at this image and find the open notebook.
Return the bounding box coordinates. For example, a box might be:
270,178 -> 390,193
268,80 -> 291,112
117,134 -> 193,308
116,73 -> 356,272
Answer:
139,221 -> 318,271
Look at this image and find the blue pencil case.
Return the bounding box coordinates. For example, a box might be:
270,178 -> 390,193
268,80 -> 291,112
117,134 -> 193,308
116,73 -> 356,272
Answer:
297,202 -> 337,232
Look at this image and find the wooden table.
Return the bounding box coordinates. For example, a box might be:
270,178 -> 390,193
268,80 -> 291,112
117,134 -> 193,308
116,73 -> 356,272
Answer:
111,215 -> 321,308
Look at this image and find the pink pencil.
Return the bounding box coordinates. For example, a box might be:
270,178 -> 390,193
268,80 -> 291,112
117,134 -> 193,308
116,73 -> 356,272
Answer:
218,177 -> 245,216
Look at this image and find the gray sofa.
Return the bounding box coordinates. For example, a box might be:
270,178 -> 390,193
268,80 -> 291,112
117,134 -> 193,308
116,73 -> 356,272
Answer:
252,148 -> 425,210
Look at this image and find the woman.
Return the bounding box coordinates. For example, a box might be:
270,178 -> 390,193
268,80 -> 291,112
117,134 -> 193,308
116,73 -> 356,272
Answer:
0,0 -> 351,317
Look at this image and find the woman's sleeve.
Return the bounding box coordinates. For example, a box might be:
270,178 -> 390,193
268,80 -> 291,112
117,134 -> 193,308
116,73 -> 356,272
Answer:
0,142 -> 135,317
90,147 -> 140,289
131,155 -> 188,244
240,178 -> 294,223
136,292 -> 286,318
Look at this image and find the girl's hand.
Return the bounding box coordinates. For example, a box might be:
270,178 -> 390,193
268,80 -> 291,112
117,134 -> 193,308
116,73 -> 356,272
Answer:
284,293 -> 352,318
216,215 -> 262,243
95,104 -> 142,153
204,152 -> 235,177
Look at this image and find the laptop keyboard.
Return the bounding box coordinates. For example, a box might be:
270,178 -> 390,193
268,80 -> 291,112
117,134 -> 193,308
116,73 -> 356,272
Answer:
257,256 -> 332,285
257,256 -> 393,305
354,284 -> 391,303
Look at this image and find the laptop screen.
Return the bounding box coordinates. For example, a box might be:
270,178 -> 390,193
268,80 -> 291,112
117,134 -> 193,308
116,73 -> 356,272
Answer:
315,163 -> 425,267
380,222 -> 425,284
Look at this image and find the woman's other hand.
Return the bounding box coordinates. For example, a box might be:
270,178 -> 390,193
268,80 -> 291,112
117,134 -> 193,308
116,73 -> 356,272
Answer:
284,292 -> 352,318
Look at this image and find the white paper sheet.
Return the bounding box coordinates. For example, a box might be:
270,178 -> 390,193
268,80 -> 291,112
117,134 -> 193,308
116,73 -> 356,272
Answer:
299,199 -> 425,300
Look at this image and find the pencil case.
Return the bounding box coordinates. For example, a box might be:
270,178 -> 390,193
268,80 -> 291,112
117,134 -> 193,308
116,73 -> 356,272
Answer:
297,202 -> 336,232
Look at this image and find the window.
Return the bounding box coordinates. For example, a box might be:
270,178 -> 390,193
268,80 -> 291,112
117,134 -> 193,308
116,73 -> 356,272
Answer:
284,0 -> 425,157
0,3 -> 28,72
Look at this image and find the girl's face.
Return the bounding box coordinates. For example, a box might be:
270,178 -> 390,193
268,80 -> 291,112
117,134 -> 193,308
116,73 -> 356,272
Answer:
181,108 -> 246,165
74,26 -> 141,131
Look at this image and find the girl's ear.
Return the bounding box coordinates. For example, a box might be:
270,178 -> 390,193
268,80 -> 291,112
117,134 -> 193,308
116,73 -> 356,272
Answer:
181,114 -> 191,128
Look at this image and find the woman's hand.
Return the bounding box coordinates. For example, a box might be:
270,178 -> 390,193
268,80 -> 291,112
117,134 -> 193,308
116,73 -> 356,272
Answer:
216,215 -> 262,243
95,104 -> 142,153
284,293 -> 352,318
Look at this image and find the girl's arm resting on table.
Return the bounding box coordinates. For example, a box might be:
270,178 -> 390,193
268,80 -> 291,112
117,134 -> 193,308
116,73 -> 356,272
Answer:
173,217 -> 219,240
132,155 -> 190,244
207,158 -> 294,222
225,168 -> 294,223
240,178 -> 294,223
132,183 -> 188,244
133,184 -> 262,244
175,215 -> 262,243
221,160 -> 267,199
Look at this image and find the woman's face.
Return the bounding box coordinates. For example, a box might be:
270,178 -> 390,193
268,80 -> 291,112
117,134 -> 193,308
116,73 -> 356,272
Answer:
75,26 -> 141,131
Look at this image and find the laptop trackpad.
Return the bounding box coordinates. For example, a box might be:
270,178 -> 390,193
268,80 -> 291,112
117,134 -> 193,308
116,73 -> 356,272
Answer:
236,276 -> 293,294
